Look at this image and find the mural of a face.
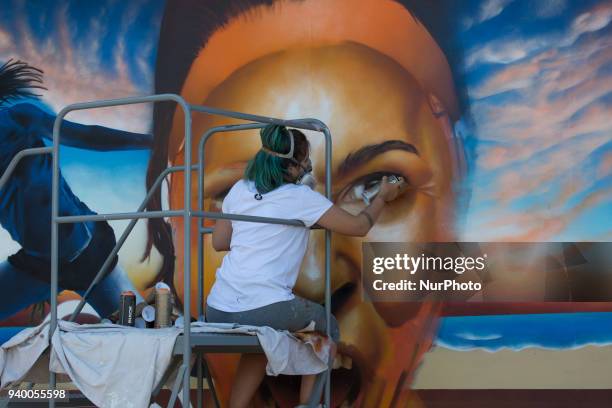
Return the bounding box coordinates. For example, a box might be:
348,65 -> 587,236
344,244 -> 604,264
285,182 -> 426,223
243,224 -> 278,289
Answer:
1,0 -> 611,405
163,0 -> 465,406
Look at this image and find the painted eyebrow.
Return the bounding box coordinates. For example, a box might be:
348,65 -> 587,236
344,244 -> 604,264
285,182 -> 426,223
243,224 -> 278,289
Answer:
337,140 -> 420,177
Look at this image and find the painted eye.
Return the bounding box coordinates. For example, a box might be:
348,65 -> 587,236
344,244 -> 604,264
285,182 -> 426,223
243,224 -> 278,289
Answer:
340,172 -> 404,204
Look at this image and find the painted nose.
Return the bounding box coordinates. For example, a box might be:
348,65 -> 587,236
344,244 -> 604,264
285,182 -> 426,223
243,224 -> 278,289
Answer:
294,231 -> 326,302
294,229 -> 359,304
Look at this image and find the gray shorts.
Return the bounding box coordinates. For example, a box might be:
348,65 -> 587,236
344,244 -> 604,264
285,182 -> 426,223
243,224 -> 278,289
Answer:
206,295 -> 340,343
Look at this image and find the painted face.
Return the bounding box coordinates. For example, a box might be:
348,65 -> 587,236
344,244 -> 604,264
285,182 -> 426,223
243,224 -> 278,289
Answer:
164,1 -> 463,406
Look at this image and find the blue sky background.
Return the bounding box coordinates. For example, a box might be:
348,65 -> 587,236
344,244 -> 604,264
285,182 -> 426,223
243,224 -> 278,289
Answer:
0,0 -> 610,273
456,0 -> 611,241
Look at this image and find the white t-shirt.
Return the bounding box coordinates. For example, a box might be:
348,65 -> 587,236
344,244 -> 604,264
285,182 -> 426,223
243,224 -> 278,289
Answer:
206,179 -> 334,312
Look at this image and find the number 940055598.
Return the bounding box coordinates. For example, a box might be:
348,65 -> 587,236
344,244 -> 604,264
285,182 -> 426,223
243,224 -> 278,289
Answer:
6,388 -> 67,400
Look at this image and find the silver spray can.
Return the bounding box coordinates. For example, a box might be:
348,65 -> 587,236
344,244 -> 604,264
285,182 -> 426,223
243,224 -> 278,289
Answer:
361,175 -> 400,205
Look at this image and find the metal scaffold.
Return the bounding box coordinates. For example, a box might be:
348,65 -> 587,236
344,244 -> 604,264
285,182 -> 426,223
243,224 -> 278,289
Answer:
1,94 -> 334,408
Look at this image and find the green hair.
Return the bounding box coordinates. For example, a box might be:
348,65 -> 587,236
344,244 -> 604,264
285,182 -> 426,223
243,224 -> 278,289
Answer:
244,124 -> 309,194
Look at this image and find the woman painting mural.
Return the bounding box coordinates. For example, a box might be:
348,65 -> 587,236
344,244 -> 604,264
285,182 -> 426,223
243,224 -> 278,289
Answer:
207,123 -> 409,407
144,0 -> 468,406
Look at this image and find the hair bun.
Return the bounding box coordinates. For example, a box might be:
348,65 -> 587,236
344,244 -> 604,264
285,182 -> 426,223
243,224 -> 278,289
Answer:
260,124 -> 293,158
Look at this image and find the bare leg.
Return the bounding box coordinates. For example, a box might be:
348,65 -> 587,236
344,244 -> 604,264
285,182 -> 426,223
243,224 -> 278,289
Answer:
300,375 -> 317,405
299,341 -> 337,404
229,353 -> 267,408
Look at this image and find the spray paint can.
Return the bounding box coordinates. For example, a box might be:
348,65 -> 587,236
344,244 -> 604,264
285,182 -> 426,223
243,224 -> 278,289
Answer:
119,291 -> 136,326
361,175 -> 401,205
142,305 -> 156,329
154,288 -> 172,328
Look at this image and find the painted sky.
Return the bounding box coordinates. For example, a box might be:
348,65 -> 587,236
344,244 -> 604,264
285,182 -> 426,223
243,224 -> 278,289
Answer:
0,0 -> 610,275
0,0 -> 165,284
458,0 -> 612,241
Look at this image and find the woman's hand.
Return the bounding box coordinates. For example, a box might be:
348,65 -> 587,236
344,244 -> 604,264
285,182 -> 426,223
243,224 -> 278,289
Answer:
316,176 -> 408,237
378,176 -> 406,202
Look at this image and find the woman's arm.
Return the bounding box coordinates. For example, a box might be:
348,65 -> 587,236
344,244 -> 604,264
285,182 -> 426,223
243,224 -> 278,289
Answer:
212,219 -> 232,251
317,196 -> 385,237
317,176 -> 404,237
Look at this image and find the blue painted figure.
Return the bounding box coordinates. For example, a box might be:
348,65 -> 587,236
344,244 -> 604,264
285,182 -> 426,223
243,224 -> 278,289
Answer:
0,59 -> 147,320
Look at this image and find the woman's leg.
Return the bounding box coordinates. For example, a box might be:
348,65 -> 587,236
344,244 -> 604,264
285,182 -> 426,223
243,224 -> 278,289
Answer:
207,305 -> 268,407
300,375 -> 317,405
207,298 -> 340,405
299,341 -> 337,405
0,261 -> 51,321
78,264 -> 144,319
229,353 -> 268,408
208,296 -> 340,342
258,296 -> 339,405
